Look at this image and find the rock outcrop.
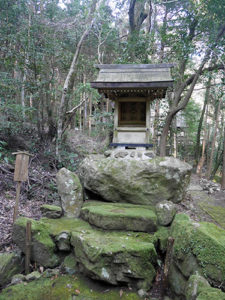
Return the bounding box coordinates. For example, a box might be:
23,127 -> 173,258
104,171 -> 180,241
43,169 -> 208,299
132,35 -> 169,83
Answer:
56,168 -> 83,217
169,214 -> 225,297
79,154 -> 192,205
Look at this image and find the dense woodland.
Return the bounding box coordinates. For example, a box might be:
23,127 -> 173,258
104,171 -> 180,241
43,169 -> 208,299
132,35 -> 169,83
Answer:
0,0 -> 225,185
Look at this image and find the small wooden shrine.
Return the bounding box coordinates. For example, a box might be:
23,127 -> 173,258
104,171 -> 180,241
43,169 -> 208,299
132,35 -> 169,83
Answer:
91,64 -> 174,148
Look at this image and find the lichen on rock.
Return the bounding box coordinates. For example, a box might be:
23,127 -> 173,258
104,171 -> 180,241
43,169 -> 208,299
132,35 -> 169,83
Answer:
79,155 -> 192,205
71,227 -> 157,290
56,167 -> 83,217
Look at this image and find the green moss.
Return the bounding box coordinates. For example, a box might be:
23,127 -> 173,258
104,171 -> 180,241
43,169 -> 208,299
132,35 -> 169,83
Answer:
15,217 -> 54,248
0,274 -> 142,300
41,204 -> 62,212
199,203 -> 225,229
154,226 -> 169,253
81,203 -> 156,219
72,228 -> 157,257
0,253 -> 24,287
171,214 -> 225,286
41,217 -> 92,237
82,201 -> 154,211
197,287 -> 225,300
71,227 -> 157,289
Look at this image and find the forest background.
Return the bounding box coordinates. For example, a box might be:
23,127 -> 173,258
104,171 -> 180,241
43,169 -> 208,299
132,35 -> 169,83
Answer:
0,0 -> 225,186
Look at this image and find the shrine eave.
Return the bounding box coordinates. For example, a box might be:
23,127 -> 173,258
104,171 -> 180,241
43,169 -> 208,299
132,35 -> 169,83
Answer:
91,81 -> 173,89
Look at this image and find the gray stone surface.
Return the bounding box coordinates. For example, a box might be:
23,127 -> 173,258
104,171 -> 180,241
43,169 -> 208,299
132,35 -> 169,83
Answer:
56,168 -> 83,217
155,200 -> 177,225
56,232 -> 71,251
79,155 -> 192,205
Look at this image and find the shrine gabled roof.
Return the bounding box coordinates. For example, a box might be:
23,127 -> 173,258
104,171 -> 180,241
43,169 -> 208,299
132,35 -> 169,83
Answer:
91,64 -> 174,89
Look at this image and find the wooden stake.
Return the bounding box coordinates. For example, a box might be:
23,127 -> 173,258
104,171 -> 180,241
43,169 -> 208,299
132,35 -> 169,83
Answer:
163,237 -> 175,295
25,221 -> 32,274
13,181 -> 22,223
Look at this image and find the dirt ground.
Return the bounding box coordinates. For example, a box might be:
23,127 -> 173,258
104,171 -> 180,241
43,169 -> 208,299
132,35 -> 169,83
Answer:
0,162 -> 59,252
177,174 -> 225,228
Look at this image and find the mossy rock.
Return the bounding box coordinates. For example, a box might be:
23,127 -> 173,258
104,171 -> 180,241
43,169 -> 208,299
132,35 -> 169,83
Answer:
0,274 -> 142,300
60,253 -> 78,275
80,202 -> 157,232
12,217 -> 91,268
71,227 -> 157,290
41,216 -> 92,236
170,214 -> 225,289
0,252 -> 24,287
40,204 -> 62,219
79,155 -> 192,205
13,217 -> 59,268
154,226 -> 169,253
197,287 -> 225,300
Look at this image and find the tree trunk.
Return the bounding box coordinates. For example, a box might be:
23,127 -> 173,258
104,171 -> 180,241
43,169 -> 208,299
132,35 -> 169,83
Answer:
207,99 -> 221,179
195,74 -> 212,164
159,22 -> 225,156
196,105 -> 208,176
221,125 -> 225,189
56,0 -> 97,159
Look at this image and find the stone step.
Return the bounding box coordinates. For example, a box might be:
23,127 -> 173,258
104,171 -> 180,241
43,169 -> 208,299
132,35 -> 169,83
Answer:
80,201 -> 157,232
71,226 -> 157,289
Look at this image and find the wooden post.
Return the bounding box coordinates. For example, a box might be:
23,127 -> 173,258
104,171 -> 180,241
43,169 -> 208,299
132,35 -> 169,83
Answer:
13,182 -> 22,223
25,221 -> 32,274
163,237 -> 175,295
12,151 -> 32,223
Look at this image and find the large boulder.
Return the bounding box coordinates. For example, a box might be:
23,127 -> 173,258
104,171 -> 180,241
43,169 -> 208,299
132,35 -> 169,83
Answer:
71,228 -> 157,290
13,217 -> 92,268
56,168 -> 83,217
169,214 -> 225,296
0,252 -> 24,287
80,202 -> 157,232
13,217 -> 59,268
79,155 -> 192,205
